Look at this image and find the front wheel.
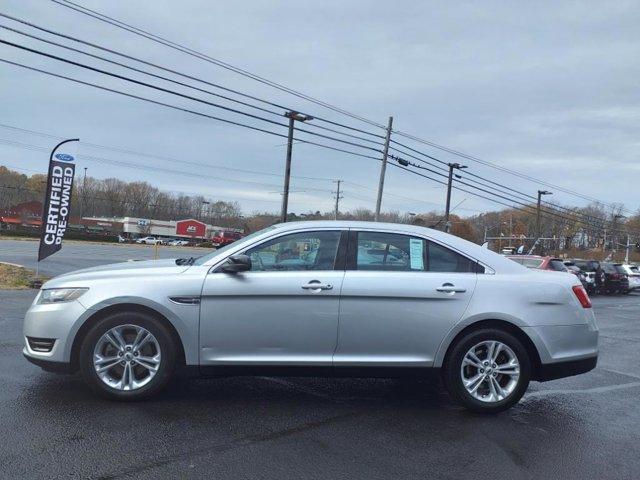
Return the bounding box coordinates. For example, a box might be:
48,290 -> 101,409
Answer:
79,311 -> 176,400
443,328 -> 531,413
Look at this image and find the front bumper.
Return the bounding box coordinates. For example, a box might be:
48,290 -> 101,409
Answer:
23,299 -> 88,365
23,352 -> 74,374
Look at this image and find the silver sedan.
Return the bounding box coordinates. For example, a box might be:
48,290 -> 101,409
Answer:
23,221 -> 598,412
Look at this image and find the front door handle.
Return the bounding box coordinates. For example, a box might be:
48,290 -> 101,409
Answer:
436,283 -> 467,293
302,281 -> 333,291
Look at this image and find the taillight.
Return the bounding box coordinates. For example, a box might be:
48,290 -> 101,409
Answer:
572,285 -> 592,308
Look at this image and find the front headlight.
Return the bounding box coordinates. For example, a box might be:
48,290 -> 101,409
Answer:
37,288 -> 89,304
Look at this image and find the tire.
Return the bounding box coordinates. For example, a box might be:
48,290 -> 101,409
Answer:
79,311 -> 177,401
443,328 -> 531,413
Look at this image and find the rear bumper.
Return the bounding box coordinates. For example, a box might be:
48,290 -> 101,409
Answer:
535,355 -> 597,381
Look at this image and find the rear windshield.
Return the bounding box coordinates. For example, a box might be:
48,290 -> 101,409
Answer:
601,263 -> 617,273
614,265 -> 627,274
574,261 -> 598,271
548,259 -> 568,271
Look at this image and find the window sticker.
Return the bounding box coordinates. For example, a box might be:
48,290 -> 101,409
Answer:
409,238 -> 424,270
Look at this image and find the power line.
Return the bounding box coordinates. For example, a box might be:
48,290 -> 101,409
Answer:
0,18 -> 384,147
45,2 -> 630,212
0,122 -> 337,183
0,58 -> 381,162
50,0 -> 388,132
0,38 -> 383,154
388,144 -> 611,226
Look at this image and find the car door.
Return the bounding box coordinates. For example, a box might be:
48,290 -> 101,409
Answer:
199,229 -> 346,367
334,230 -> 478,368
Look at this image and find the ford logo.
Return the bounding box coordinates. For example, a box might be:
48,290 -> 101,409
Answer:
54,153 -> 75,162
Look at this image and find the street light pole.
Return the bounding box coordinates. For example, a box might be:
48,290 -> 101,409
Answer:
281,111 -> 313,223
536,190 -> 552,253
374,116 -> 394,222
444,163 -> 467,232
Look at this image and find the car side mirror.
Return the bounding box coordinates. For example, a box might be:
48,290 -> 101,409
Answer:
220,254 -> 252,273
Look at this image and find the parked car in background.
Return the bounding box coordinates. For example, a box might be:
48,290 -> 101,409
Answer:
600,262 -> 629,294
23,221 -> 598,413
506,255 -> 569,272
619,264 -> 640,291
167,239 -> 190,246
211,231 -> 242,248
117,235 -> 127,243
570,260 -> 600,295
564,262 -> 589,290
135,236 -> 162,245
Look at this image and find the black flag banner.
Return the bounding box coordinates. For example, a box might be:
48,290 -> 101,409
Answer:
37,139 -> 79,262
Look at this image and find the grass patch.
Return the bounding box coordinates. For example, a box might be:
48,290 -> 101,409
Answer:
0,263 -> 43,289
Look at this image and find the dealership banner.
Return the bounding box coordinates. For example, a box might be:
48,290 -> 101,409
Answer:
37,139 -> 79,262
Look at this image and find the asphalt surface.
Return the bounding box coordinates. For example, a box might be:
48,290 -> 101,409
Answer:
0,238 -> 207,277
1,241 -> 640,479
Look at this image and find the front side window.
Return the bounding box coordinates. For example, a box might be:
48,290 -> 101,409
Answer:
245,231 -> 341,272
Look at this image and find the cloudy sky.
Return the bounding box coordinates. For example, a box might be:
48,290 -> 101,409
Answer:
1,0 -> 639,216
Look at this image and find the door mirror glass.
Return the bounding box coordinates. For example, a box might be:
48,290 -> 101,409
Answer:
220,254 -> 252,273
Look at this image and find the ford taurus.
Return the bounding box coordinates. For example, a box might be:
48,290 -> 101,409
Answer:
23,221 -> 598,412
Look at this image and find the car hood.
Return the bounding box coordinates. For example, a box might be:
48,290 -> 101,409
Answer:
43,259 -> 191,288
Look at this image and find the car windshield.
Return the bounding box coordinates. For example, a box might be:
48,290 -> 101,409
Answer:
614,265 -> 627,274
192,226 -> 278,265
601,263 -> 617,273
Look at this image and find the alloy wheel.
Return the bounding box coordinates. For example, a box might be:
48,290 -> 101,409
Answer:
460,340 -> 520,403
93,324 -> 161,391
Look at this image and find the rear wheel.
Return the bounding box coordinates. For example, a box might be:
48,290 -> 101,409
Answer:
79,311 -> 176,400
444,328 -> 531,413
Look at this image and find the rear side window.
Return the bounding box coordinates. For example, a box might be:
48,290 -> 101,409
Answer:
354,232 -> 481,273
356,232 -> 423,271
428,241 -> 479,273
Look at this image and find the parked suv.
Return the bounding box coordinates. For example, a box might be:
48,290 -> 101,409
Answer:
23,221 -> 598,413
600,262 -> 629,294
571,260 -> 600,295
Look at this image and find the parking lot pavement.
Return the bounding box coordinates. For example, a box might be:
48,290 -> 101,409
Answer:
0,238 -> 206,277
1,290 -> 639,480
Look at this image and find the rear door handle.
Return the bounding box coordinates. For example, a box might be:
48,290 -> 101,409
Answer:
302,282 -> 333,291
436,283 -> 466,293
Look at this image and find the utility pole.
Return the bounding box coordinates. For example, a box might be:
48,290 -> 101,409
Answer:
333,180 -> 343,220
625,234 -> 631,264
374,116 -> 394,222
281,111 -> 313,223
536,190 -> 552,253
444,163 -> 467,232
80,167 -> 87,220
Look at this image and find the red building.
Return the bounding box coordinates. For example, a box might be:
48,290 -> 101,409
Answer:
175,219 -> 206,238
0,201 -> 43,228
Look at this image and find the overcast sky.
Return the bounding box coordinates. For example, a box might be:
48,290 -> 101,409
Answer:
1,0 -> 639,216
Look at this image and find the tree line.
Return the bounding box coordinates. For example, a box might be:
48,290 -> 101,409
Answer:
2,165 -> 638,252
